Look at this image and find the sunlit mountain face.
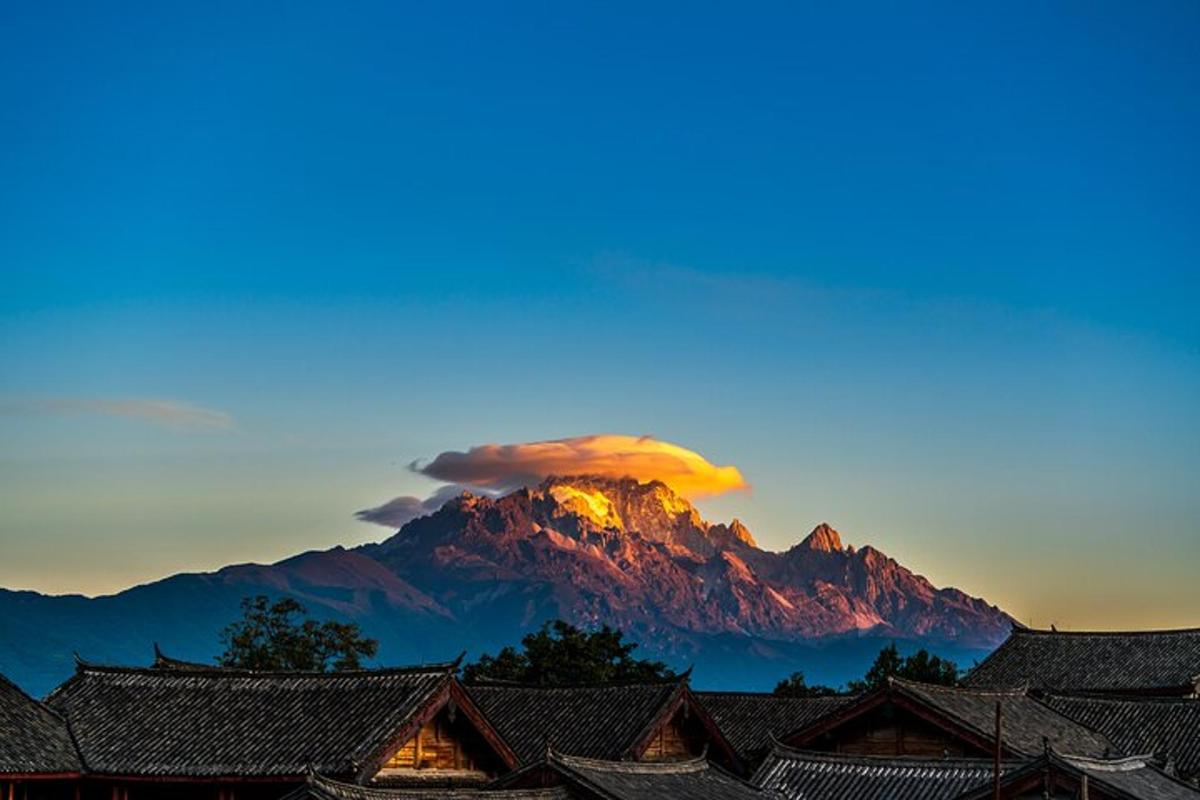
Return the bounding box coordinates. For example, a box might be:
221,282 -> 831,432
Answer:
365,475 -> 1013,644
0,475 -> 1012,696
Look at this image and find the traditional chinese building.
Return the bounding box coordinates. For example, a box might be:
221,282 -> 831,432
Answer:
781,678 -> 1114,759
693,691 -> 851,766
1042,693 -> 1200,785
43,655 -> 516,799
465,677 -> 740,773
0,673 -> 82,800
494,749 -> 765,799
753,741 -> 1003,800
964,626 -> 1200,696
952,749 -> 1200,800
280,771 -> 575,799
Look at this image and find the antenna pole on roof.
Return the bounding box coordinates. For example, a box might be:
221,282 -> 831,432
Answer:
992,700 -> 1002,800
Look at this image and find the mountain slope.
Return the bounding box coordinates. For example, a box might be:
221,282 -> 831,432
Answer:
0,476 -> 1012,696
363,476 -> 1009,646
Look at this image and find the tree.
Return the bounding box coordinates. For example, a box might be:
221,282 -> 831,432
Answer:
773,670 -> 839,697
846,643 -> 958,693
900,648 -> 959,686
219,595 -> 378,671
462,620 -> 677,686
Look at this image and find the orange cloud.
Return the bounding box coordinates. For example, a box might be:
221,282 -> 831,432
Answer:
414,434 -> 748,499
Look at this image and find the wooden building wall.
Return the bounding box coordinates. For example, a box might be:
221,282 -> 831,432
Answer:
639,706 -> 707,762
800,704 -> 990,758
380,706 -> 498,776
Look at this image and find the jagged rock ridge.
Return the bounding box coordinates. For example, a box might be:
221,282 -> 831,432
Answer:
361,475 -> 1012,647
0,474 -> 1013,696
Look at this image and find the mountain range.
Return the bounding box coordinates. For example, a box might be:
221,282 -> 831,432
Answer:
0,475 -> 1013,695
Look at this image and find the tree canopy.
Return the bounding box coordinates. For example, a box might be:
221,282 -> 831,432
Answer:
462,620 -> 677,686
775,643 -> 959,696
772,670 -> 839,697
845,643 -> 958,693
218,595 -> 378,671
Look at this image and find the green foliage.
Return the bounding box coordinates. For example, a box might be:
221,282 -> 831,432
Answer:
846,643 -> 958,693
462,620 -> 677,686
219,595 -> 378,671
772,670 -> 839,697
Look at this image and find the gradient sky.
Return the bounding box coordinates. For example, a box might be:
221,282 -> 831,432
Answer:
2,1 -> 1198,630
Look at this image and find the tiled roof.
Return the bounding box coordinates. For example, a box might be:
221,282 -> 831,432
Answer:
0,672 -> 81,775
694,692 -> 852,760
150,643 -> 224,672
786,678 -> 1116,759
1043,694 -> 1200,781
954,751 -> 1200,800
45,658 -> 457,777
465,681 -> 683,765
279,771 -> 574,800
541,751 -> 767,800
890,679 -> 1116,758
752,742 -> 1000,800
963,626 -> 1200,693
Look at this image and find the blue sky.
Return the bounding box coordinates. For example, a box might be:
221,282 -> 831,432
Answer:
1,1 -> 1197,628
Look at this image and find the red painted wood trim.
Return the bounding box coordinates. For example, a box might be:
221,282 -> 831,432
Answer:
78,775 -> 299,784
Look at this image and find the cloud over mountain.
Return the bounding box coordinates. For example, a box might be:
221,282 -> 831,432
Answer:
355,484 -> 472,528
412,434 -> 749,499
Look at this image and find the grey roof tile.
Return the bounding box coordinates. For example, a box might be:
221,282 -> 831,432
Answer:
694,692 -> 852,761
280,771 -> 575,800
45,659 -> 456,777
546,751 -> 767,800
465,681 -> 681,766
964,627 -> 1200,693
0,672 -> 81,775
1043,693 -> 1200,782
753,743 -> 1001,800
954,752 -> 1200,800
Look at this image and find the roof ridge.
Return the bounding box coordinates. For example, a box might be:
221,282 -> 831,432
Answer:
1014,626 -> 1200,636
73,658 -> 459,678
0,669 -> 78,733
764,737 -> 1001,768
1057,752 -> 1156,770
694,689 -> 851,698
1046,748 -> 1200,795
467,677 -> 684,690
551,749 -> 709,774
1044,691 -> 1200,704
891,676 -> 1029,696
0,670 -> 57,710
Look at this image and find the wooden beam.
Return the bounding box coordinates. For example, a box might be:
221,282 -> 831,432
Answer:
993,701 -> 1002,800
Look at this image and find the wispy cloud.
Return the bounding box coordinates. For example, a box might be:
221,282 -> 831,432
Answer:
354,484 -> 473,529
1,397 -> 235,431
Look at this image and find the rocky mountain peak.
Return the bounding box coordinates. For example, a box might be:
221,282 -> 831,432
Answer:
727,518 -> 756,546
366,482 -> 1012,655
800,522 -> 844,552
538,474 -> 706,534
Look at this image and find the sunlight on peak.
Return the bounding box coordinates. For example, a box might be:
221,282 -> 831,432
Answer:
548,484 -> 622,528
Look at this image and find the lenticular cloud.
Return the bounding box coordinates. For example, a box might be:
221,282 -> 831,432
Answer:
414,434 -> 748,499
